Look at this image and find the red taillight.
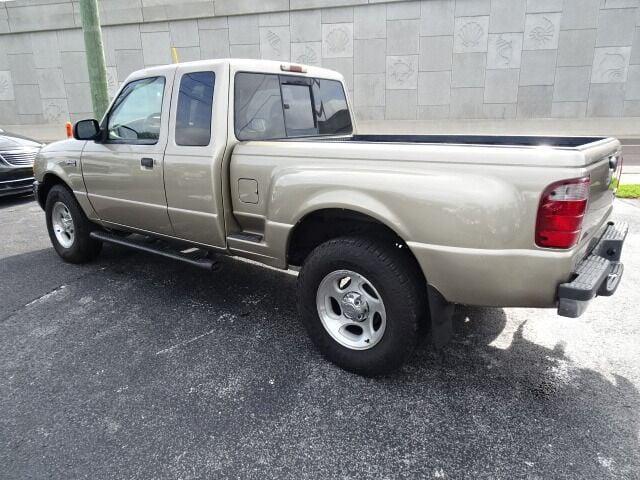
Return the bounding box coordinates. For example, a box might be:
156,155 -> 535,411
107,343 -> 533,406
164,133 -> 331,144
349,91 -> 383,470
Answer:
535,177 -> 590,249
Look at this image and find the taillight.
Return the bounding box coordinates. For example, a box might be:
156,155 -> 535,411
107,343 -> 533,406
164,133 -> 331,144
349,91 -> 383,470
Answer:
535,177 -> 590,249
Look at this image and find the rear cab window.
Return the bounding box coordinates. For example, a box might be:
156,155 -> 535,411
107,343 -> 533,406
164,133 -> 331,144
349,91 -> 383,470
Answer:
234,72 -> 352,141
281,83 -> 315,135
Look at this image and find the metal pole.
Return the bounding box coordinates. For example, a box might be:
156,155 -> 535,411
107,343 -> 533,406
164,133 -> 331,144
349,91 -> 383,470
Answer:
78,0 -> 109,120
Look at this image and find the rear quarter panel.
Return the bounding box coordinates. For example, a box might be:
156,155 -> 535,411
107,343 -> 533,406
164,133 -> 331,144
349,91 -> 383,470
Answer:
230,140 -> 617,307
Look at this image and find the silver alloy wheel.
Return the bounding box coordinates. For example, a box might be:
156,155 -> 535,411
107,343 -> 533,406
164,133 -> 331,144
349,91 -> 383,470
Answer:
51,201 -> 75,248
316,269 -> 387,350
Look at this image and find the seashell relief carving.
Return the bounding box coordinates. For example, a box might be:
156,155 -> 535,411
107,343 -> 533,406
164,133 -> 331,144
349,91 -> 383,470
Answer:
458,21 -> 484,48
326,27 -> 350,54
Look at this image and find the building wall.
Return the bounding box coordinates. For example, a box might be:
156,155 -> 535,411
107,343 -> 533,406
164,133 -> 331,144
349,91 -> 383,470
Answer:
0,0 -> 639,127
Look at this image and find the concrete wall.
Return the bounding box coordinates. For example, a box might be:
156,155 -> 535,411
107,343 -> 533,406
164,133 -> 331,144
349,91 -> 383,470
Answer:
1,0 -> 640,130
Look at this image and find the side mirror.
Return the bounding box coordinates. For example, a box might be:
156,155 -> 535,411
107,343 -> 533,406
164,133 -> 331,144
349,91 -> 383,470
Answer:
73,119 -> 101,141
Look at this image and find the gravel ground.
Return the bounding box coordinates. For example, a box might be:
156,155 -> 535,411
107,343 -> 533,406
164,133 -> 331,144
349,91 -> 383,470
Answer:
1,195 -> 639,480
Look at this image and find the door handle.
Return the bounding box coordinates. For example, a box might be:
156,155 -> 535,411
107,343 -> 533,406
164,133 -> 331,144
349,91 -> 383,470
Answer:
141,157 -> 154,168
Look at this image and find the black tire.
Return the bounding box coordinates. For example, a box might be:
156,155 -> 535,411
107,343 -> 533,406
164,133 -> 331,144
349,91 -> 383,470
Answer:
45,184 -> 102,263
298,236 -> 426,376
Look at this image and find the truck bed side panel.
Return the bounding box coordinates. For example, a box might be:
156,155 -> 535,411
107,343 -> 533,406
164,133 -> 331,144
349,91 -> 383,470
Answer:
229,139 -> 618,307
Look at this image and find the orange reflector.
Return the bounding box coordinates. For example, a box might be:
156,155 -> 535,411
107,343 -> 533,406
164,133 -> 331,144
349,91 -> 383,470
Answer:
65,121 -> 73,138
280,63 -> 307,73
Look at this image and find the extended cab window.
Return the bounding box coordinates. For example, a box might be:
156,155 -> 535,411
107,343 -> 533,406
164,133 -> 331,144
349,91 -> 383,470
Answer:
235,73 -> 286,141
176,71 -> 215,147
107,76 -> 165,144
311,78 -> 352,135
234,72 -> 352,141
281,83 -> 315,136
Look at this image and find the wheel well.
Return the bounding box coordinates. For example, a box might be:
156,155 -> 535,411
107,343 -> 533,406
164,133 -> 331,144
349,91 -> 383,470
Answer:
37,173 -> 68,209
287,209 -> 417,268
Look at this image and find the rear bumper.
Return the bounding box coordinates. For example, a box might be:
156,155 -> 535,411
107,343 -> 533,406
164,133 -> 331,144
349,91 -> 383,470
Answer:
557,221 -> 627,318
0,176 -> 35,197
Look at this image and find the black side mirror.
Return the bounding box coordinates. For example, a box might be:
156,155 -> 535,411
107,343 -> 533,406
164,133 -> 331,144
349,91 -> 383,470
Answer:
73,119 -> 101,141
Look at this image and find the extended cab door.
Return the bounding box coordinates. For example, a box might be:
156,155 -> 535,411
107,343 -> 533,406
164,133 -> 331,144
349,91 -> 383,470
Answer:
82,70 -> 175,235
162,62 -> 229,248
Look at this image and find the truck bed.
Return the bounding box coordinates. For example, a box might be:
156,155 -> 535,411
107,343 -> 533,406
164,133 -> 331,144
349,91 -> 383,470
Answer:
308,134 -> 608,149
351,134 -> 606,148
269,134 -> 619,170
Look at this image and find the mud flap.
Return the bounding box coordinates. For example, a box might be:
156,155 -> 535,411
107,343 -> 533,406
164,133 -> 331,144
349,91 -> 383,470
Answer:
428,285 -> 455,349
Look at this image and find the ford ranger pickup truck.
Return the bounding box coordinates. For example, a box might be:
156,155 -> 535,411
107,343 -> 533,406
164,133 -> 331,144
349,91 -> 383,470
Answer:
33,59 -> 627,376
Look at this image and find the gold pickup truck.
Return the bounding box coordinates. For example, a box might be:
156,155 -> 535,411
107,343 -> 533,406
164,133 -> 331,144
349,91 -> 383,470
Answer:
33,59 -> 627,376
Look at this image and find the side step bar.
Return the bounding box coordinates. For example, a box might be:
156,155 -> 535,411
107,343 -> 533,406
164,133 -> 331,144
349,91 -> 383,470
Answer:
90,231 -> 217,270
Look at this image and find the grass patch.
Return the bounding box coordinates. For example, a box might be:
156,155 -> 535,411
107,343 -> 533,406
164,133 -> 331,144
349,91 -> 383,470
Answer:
616,184 -> 640,199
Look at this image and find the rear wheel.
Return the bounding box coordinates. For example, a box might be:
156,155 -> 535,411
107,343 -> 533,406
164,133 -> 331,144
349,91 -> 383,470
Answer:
298,236 -> 425,376
45,184 -> 102,263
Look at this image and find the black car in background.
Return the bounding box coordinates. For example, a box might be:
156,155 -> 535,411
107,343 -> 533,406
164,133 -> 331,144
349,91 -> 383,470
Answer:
0,129 -> 42,198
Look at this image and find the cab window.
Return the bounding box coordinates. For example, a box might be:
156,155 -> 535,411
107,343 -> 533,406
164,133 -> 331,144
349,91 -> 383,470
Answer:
234,73 -> 286,141
281,83 -> 315,136
175,71 -> 215,147
107,76 -> 165,144
234,72 -> 352,141
312,78 -> 352,135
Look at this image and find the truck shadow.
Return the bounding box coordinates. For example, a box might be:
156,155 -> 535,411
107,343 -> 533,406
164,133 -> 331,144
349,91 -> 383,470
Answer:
387,305 -> 640,477
2,244 -> 639,478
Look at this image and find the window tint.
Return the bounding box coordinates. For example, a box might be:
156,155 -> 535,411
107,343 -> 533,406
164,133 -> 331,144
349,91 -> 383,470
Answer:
107,77 -> 165,144
234,72 -> 352,140
281,83 -> 315,135
235,73 -> 286,141
176,71 -> 215,147
312,79 -> 352,135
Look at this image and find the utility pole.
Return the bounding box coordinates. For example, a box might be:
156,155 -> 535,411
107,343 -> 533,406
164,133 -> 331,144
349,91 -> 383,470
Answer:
78,0 -> 109,120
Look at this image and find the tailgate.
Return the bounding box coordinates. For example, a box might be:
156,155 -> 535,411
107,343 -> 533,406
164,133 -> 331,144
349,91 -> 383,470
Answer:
577,138 -> 621,252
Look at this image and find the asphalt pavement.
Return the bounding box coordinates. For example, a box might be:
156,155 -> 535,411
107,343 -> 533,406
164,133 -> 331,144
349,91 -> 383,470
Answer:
1,195 -> 639,480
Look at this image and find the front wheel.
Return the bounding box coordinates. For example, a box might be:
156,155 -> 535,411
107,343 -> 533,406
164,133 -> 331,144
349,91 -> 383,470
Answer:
298,236 -> 425,376
45,184 -> 102,263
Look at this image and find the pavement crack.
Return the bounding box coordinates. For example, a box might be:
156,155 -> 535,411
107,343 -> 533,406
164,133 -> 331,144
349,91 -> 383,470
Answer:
24,285 -> 68,307
0,265 -> 107,325
156,328 -> 217,356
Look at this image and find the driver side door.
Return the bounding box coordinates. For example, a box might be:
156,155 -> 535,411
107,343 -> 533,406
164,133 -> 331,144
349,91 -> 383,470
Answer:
82,72 -> 175,235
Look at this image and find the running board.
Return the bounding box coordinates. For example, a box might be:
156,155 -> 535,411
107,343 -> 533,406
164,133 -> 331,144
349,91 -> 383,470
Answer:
90,231 -> 217,270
